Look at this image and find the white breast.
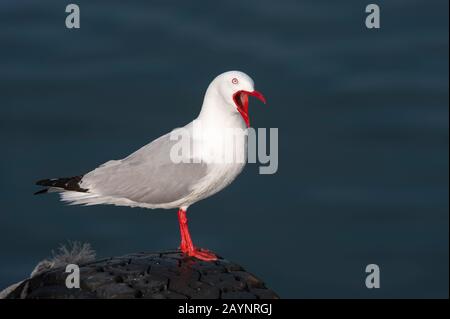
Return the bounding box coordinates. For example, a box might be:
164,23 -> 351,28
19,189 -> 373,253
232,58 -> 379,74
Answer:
181,112 -> 248,207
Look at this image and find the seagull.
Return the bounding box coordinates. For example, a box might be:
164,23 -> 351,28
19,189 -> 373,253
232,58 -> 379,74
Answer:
35,71 -> 266,261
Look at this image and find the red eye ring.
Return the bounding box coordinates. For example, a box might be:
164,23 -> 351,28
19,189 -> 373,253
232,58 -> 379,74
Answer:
232,78 -> 239,84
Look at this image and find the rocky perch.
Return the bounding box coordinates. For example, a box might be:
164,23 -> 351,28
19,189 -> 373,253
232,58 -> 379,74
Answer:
6,251 -> 279,299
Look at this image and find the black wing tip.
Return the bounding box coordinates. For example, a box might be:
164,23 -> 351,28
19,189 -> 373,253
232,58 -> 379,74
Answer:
34,175 -> 87,193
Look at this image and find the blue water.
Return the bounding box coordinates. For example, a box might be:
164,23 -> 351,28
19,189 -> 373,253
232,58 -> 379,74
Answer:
0,0 -> 448,298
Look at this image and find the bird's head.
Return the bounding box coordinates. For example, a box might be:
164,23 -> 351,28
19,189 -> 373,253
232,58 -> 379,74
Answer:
208,71 -> 266,127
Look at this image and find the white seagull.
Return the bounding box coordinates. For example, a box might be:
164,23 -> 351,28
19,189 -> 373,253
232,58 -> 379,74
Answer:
35,71 -> 266,261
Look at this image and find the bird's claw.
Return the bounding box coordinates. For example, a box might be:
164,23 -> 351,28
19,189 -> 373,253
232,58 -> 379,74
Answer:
181,247 -> 218,261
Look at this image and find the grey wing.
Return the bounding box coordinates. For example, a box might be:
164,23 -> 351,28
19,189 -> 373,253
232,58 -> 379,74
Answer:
81,133 -> 207,205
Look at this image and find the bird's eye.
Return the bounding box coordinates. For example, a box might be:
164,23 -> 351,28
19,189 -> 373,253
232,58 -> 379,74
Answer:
232,78 -> 239,84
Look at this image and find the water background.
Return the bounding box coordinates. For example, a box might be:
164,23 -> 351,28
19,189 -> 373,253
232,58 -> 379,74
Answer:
0,0 -> 448,297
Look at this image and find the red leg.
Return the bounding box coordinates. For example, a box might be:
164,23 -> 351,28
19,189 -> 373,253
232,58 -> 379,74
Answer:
177,208 -> 217,261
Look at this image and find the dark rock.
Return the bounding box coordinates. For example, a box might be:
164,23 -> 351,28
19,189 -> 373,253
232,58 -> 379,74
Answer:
5,251 -> 279,299
96,283 -> 137,299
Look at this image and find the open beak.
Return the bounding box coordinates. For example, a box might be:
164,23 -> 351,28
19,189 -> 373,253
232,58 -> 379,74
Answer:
232,90 -> 266,127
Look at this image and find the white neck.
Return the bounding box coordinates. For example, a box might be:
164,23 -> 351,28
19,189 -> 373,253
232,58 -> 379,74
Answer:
191,86 -> 248,164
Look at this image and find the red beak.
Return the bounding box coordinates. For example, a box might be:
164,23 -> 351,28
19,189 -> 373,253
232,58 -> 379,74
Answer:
232,90 -> 266,127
